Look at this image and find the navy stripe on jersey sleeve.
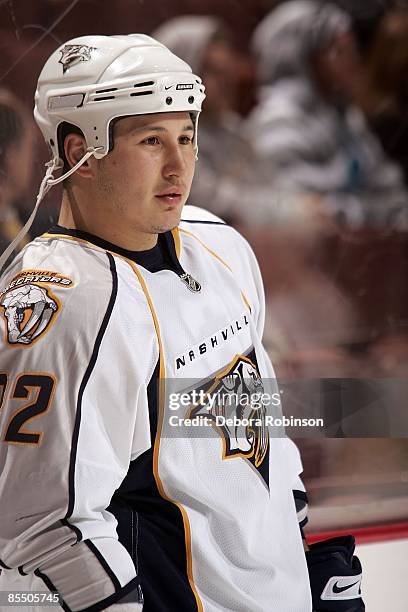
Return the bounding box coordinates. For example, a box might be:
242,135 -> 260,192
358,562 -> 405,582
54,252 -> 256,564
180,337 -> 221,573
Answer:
293,490 -> 309,528
65,253 -> 118,528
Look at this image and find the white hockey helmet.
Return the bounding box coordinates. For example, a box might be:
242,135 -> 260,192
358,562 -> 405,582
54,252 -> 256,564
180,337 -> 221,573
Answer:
34,33 -> 206,163
0,34 -> 206,271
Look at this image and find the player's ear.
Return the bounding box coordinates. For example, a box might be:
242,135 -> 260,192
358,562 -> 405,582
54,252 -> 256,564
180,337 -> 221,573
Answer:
64,133 -> 94,178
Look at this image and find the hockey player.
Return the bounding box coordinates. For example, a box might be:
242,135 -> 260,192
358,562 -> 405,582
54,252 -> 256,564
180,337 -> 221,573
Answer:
0,35 -> 364,611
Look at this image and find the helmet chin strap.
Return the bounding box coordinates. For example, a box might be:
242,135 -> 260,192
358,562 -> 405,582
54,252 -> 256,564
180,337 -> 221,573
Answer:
0,147 -> 103,274
192,112 -> 200,161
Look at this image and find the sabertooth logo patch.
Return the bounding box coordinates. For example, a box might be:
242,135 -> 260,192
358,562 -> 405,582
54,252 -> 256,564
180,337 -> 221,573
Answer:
1,285 -> 59,346
191,355 -> 270,488
59,44 -> 95,73
0,271 -> 72,347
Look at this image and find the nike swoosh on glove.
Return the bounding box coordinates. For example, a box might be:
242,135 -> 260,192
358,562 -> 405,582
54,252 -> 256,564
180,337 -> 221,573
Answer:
305,535 -> 365,612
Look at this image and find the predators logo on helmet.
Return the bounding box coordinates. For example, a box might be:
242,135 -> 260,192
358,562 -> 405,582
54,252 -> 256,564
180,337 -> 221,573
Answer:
59,44 -> 96,73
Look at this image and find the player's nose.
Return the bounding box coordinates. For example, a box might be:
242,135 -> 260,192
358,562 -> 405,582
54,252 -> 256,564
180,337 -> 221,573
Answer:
162,142 -> 186,178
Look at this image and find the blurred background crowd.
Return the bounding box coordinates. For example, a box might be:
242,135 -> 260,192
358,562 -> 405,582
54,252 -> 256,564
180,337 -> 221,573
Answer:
1,0 -> 407,536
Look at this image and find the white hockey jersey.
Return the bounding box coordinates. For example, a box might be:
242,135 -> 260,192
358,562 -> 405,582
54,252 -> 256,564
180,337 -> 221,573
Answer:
0,206 -> 312,612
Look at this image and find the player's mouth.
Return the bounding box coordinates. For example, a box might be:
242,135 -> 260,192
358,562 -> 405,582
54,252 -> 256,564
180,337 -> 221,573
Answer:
155,187 -> 183,205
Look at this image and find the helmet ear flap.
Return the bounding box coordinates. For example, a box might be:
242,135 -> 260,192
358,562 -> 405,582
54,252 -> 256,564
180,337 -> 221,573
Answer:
107,117 -> 118,154
57,122 -> 86,174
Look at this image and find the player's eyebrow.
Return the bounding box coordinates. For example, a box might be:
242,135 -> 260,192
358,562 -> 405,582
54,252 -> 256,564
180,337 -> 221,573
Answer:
128,124 -> 194,135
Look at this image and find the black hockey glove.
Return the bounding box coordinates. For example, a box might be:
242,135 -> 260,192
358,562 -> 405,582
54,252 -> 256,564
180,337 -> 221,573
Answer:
305,535 -> 364,612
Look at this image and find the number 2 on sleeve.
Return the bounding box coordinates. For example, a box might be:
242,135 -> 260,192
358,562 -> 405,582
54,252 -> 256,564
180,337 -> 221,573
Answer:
2,374 -> 56,445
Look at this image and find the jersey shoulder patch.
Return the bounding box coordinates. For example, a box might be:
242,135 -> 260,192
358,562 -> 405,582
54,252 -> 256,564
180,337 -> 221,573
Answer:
0,270 -> 73,347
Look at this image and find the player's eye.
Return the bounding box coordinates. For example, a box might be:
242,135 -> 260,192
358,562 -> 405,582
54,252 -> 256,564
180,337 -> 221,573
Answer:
142,136 -> 160,145
179,135 -> 193,145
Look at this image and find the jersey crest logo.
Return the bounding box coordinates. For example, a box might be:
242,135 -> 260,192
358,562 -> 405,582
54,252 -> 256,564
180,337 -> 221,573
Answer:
1,285 -> 59,346
191,354 -> 270,487
180,273 -> 201,293
59,44 -> 95,73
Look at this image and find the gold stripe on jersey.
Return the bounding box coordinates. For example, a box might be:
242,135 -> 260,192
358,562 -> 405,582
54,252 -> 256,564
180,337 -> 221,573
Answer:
0,372 -> 8,411
178,228 -> 252,312
171,227 -> 181,259
126,259 -> 204,612
41,232 -> 92,246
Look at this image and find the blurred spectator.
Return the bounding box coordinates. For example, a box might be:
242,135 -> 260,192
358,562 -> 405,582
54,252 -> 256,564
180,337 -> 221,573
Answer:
369,332 -> 408,377
247,225 -> 361,379
0,89 -> 35,257
246,0 -> 408,229
154,16 -> 239,119
359,9 -> 408,187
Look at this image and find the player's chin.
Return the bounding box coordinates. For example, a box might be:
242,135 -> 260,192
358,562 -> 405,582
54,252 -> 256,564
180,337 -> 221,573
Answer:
161,203 -> 184,226
152,208 -> 183,233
